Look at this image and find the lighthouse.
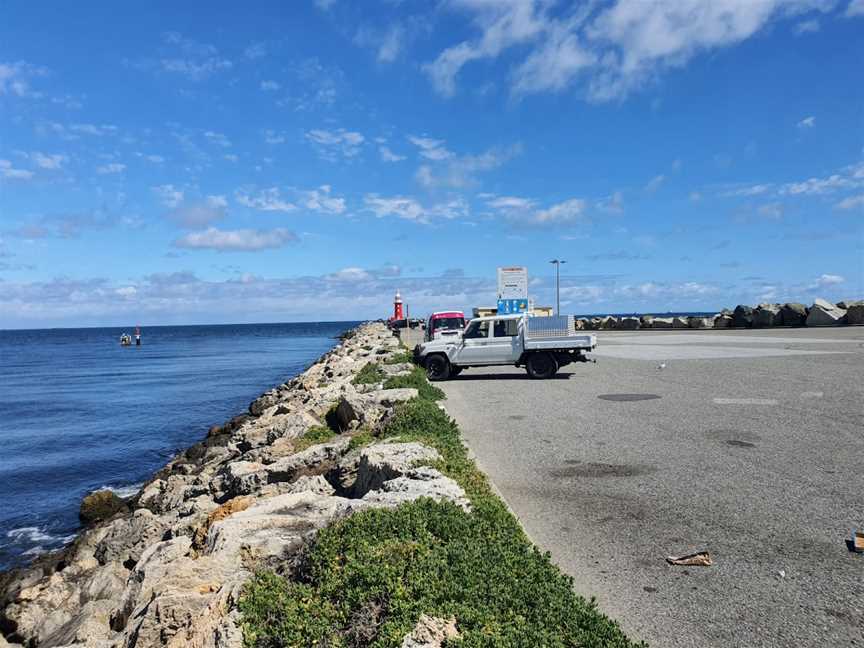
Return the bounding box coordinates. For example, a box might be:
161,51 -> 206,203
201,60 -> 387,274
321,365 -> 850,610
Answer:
393,289 -> 404,321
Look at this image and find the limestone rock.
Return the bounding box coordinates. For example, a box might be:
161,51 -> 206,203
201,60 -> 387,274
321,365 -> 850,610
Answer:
688,317 -> 713,329
672,316 -> 689,329
650,317 -> 672,329
639,315 -> 654,329
805,298 -> 846,326
401,614 -> 460,648
266,439 -> 349,485
363,467 -> 470,512
753,303 -> 781,328
599,316 -> 618,330
80,490 -> 126,525
350,442 -> 441,496
94,508 -> 169,568
381,363 -> 414,376
779,302 -> 807,327
732,305 -> 753,328
370,388 -> 418,407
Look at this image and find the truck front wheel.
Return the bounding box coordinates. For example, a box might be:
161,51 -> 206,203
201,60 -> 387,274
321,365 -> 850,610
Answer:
426,354 -> 451,381
526,352 -> 558,379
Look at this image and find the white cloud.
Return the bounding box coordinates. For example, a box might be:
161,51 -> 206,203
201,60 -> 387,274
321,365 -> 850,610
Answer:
596,191 -> 624,214
364,195 -> 426,221
0,61 -> 48,98
794,18 -> 821,33
379,145 -> 406,162
407,135 -> 452,161
644,174 -> 665,192
174,227 -> 297,251
846,0 -> 864,16
810,273 -> 845,290
355,24 -> 406,63
167,195 -> 229,228
115,286 -> 137,298
30,152 -> 67,169
153,184 -> 185,208
426,0 -> 834,101
834,193 -> 864,210
96,163 -> 126,175
797,115 -> 816,128
245,42 -> 267,60
158,32 -> 232,80
315,0 -> 336,10
0,158 -> 34,180
414,144 -> 521,189
235,187 -> 296,213
204,131 -> 232,147
758,202 -> 784,220
70,123 -> 118,136
260,80 -> 280,91
305,128 -> 365,160
533,198 -> 587,225
263,129 -> 287,145
487,196 -> 536,212
300,185 -> 346,215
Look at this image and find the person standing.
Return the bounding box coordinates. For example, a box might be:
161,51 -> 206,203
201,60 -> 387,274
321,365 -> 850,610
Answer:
135,326 -> 141,346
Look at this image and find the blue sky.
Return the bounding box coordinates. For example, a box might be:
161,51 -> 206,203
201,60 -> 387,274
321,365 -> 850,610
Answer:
1,0 -> 862,328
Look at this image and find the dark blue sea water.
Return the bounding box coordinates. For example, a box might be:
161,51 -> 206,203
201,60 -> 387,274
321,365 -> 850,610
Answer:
0,321 -> 357,572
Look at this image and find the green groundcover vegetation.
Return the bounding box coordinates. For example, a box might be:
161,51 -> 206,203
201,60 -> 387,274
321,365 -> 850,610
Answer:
240,348 -> 643,647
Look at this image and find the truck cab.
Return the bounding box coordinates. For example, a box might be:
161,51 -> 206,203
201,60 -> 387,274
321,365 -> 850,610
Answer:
416,314 -> 597,381
425,311 -> 466,342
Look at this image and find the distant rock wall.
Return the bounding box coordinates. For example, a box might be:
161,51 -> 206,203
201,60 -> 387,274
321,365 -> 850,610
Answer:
578,298 -> 863,331
0,323 -> 465,648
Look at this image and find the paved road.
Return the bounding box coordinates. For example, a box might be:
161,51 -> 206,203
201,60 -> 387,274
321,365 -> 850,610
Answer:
437,328 -> 864,648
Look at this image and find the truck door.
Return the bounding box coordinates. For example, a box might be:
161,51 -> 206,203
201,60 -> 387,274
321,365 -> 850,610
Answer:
489,318 -> 520,362
457,320 -> 492,364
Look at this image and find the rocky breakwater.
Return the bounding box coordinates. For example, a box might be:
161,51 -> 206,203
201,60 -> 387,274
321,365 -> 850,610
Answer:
575,297 -> 863,331
0,323 -> 468,648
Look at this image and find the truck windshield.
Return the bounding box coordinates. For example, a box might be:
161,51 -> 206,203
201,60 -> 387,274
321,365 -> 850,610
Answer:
433,317 -> 464,331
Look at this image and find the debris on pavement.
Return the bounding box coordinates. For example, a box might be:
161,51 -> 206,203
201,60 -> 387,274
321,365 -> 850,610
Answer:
666,551 -> 713,566
848,530 -> 864,553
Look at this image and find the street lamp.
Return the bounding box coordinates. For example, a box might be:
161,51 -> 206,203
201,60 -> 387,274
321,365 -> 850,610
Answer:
550,259 -> 566,316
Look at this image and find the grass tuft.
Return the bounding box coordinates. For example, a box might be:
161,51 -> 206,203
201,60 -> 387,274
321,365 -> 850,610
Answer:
383,366 -> 444,402
292,425 -> 336,452
352,362 -> 385,386
383,350 -> 414,365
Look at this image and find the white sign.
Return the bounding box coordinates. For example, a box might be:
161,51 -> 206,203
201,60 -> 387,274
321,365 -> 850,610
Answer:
497,266 -> 528,300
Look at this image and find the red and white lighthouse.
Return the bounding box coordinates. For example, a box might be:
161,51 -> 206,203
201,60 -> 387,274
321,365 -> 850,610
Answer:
393,289 -> 404,321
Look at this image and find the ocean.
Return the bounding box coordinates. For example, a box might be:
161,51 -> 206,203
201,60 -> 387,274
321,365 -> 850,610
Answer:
0,321 -> 357,572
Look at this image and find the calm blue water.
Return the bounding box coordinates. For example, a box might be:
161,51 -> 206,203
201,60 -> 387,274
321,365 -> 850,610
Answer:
0,322 -> 357,571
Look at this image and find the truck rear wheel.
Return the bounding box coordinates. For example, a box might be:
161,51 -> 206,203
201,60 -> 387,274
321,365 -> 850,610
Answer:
526,352 -> 557,379
425,354 -> 451,381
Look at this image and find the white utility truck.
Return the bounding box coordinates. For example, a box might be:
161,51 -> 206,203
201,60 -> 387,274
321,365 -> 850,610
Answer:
415,314 -> 596,380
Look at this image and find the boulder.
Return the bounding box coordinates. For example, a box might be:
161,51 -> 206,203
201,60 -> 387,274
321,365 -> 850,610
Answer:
846,302 -> 864,326
573,319 -> 586,330
805,298 -> 846,326
599,316 -> 618,330
688,317 -> 712,329
79,490 -> 126,525
362,467 -> 470,512
401,614 -> 460,648
753,303 -> 781,328
370,388 -> 418,407
640,315 -> 654,329
713,314 -> 732,328
778,303 -> 807,327
616,317 -> 640,330
651,317 -> 673,329
672,316 -> 689,329
381,363 -> 414,376
732,305 -> 754,328
94,508 -> 169,567
266,439 -> 350,485
350,442 -> 441,497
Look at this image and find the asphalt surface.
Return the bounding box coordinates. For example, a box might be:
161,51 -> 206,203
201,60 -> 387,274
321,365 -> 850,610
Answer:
433,328 -> 864,648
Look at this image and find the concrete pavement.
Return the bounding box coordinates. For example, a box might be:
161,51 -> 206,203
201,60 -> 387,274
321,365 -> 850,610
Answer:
436,328 -> 864,647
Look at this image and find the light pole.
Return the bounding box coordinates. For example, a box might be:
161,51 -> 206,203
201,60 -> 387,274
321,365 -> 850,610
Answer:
550,259 -> 566,315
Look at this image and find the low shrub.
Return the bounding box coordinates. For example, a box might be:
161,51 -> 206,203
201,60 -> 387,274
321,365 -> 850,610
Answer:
352,362 -> 385,385
383,350 -> 414,365
383,366 -> 444,402
292,425 -> 336,452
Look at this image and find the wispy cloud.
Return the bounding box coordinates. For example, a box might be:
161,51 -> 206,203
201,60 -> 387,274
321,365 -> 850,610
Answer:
174,227 -> 297,251
0,61 -> 48,98
363,194 -> 468,223
305,128 -> 365,160
96,162 -> 126,175
379,145 -> 406,162
0,159 -> 34,180
797,115 -> 816,128
300,185 -> 346,214
164,194 -> 228,228
235,187 -> 296,213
